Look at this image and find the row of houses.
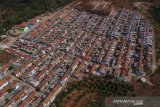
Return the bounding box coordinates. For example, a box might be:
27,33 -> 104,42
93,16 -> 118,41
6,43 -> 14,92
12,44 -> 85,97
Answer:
0,7 -> 154,107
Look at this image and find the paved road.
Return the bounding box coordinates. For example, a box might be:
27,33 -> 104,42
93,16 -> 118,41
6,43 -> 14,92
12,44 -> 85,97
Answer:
5,73 -> 35,91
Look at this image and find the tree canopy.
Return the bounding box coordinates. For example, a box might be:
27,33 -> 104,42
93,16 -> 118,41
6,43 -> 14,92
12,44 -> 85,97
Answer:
0,0 -> 73,35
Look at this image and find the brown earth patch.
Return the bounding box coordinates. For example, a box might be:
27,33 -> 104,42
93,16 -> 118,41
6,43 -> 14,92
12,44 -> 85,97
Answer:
0,50 -> 16,65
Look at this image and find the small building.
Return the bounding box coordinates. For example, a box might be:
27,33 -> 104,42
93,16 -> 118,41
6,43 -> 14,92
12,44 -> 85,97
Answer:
140,78 -> 146,83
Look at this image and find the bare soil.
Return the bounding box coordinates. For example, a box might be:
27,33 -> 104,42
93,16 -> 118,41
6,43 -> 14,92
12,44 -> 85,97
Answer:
0,36 -> 17,47
130,72 -> 160,96
60,89 -> 83,107
76,0 -> 113,16
76,93 -> 99,107
0,50 -> 16,65
133,2 -> 153,11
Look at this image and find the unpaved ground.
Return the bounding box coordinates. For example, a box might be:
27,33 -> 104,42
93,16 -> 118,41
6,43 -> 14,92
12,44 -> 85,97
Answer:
133,2 -> 153,11
110,5 -> 121,16
0,50 -> 15,65
76,93 -> 99,107
59,89 -> 99,107
76,0 -> 115,16
129,73 -> 160,96
60,90 -> 83,107
0,36 -> 17,47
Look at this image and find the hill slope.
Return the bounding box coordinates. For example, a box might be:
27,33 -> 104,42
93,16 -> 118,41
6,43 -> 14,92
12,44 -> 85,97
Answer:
0,0 -> 73,36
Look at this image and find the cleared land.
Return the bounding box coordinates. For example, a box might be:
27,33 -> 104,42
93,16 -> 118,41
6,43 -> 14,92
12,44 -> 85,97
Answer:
130,67 -> 160,96
54,75 -> 134,107
0,50 -> 16,65
54,69 -> 160,106
76,0 -> 113,16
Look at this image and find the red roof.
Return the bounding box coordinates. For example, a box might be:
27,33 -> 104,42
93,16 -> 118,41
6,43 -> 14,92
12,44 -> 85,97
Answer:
73,60 -> 85,77
19,91 -> 36,107
0,76 -> 11,86
4,48 -> 22,57
0,81 -> 17,96
89,64 -> 97,76
0,62 -> 11,73
42,84 -> 60,106
35,65 -> 50,79
4,86 -> 29,107
60,58 -> 79,81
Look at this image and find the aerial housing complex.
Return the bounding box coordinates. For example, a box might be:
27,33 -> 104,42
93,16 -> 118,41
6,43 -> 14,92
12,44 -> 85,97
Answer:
0,1 -> 154,107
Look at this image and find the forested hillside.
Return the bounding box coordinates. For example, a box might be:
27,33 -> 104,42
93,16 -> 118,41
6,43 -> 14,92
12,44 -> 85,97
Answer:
0,0 -> 73,35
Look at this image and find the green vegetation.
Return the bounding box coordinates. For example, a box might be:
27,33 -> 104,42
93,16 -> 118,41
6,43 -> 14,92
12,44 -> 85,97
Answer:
149,6 -> 160,24
156,50 -> 160,62
54,75 -> 134,107
0,0 -> 73,36
0,50 -> 16,65
148,7 -> 160,61
7,88 -> 14,93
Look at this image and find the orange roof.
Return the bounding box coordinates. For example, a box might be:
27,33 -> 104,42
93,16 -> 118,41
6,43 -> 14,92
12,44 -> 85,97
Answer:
42,84 -> 60,106
38,64 -> 59,90
73,60 -> 85,77
20,71 -> 28,79
82,36 -> 94,52
19,91 -> 36,107
19,102 -> 27,107
97,42 -> 108,61
4,86 -> 29,107
13,69 -> 20,76
0,76 -> 11,86
22,59 -> 34,68
20,59 -> 40,79
38,79 -> 47,90
89,64 -> 97,76
35,65 -> 50,79
4,48 -> 21,56
85,37 -> 98,59
61,58 -> 79,81
0,81 -> 17,96
0,62 -> 11,73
